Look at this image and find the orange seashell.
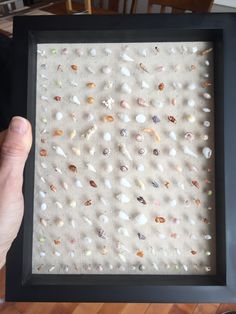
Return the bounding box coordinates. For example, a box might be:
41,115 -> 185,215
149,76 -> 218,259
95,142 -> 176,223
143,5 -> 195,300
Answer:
86,82 -> 96,88
71,64 -> 78,71
155,216 -> 166,223
158,82 -> 165,91
40,149 -> 47,156
136,250 -> 144,257
103,115 -> 114,122
68,164 -> 77,173
53,129 -> 63,136
54,239 -> 61,245
87,96 -> 94,104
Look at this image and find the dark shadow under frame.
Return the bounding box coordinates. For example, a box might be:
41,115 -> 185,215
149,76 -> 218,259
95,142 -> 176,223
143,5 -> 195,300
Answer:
5,13 -> 236,302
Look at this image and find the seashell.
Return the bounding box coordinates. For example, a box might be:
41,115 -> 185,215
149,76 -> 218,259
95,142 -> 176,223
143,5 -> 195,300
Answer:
86,163 -> 96,173
104,48 -> 112,55
102,97 -> 114,110
98,228 -> 107,239
120,178 -> 131,188
75,179 -> 83,188
118,227 -> 130,237
120,67 -> 130,77
119,211 -> 129,220
82,124 -> 97,140
136,179 -> 145,190
139,63 -> 149,73
69,200 -> 76,208
143,128 -> 161,142
191,46 -> 198,53
203,120 -> 210,127
187,99 -> 195,107
55,112 -> 63,120
69,130 -> 77,140
89,147 -> 95,155
120,53 -> 134,62
118,253 -> 126,263
53,129 -> 63,137
39,191 -> 46,198
52,146 -> 67,158
83,237 -> 92,244
202,147 -> 212,159
103,115 -> 114,122
37,49 -> 46,56
118,143 -> 132,161
121,83 -> 132,94
102,66 -> 112,74
55,218 -> 64,227
87,96 -> 94,104
153,149 -> 159,156
139,48 -> 147,57
86,66 -> 95,74
183,146 -> 198,158
170,199 -> 177,207
70,80 -> 78,87
99,196 -> 108,205
117,112 -> 130,123
169,131 -> 177,141
152,115 -> 160,123
188,83 -> 196,90
116,193 -> 130,203
71,147 -> 81,156
83,216 -> 93,225
136,114 -> 146,123
155,216 -> 166,223
68,164 -> 77,173
202,134 -> 209,140
85,250 -> 92,256
141,81 -> 149,89
134,213 -> 147,225
137,164 -> 144,172
86,82 -> 96,88
104,179 -> 112,189
75,48 -> 83,56
120,129 -> 128,137
205,60 -> 210,66
99,214 -> 109,224
40,203 -> 47,211
89,48 -> 96,56
187,115 -> 196,123
168,115 -> 176,123
71,64 -> 78,71
152,181 -> 159,188
152,262 -> 159,270
137,97 -> 148,107
169,148 -> 176,156
158,83 -> 165,91
135,134 -> 144,142
120,165 -> 128,172
41,95 -> 48,102
70,95 -> 80,105
156,65 -> 165,72
137,196 -> 146,205
40,149 -> 47,157
120,100 -> 130,109
203,92 -> 211,99
137,233 -> 146,240
89,180 -> 97,188
203,108 -> 211,112
103,132 -> 111,141
103,81 -> 113,89
138,148 -> 146,155
103,148 -> 110,156
55,201 -> 62,209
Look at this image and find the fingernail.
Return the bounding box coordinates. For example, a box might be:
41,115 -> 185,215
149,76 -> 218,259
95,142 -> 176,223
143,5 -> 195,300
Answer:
9,116 -> 28,135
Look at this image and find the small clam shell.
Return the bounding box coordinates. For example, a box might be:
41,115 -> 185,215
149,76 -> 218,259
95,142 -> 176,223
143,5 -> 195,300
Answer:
53,129 -> 63,136
120,83 -> 132,94
70,95 -> 80,105
75,179 -> 83,188
99,214 -> 109,224
141,81 -> 149,89
89,48 -> 96,56
104,48 -> 112,55
52,146 -> 67,158
136,114 -> 146,123
86,163 -> 96,173
187,99 -> 195,107
134,213 -> 147,225
71,147 -> 81,156
116,193 -> 130,203
102,66 -> 112,74
118,211 -> 129,220
86,82 -> 96,88
169,131 -> 177,141
103,132 -> 112,141
188,83 -> 196,90
120,178 -> 131,188
103,115 -> 114,122
118,227 -> 130,237
104,179 -> 112,189
87,96 -> 94,104
183,146 -> 198,158
117,112 -> 130,122
120,100 -> 130,109
120,67 -> 131,77
55,112 -> 63,120
203,92 -> 211,99
202,147 -> 212,159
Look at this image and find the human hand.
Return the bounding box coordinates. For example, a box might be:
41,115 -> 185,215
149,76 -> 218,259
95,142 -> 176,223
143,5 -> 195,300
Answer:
0,116 -> 32,269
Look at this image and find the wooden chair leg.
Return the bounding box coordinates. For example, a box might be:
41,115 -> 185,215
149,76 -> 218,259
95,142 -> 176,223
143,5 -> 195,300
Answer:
65,0 -> 73,14
160,5 -> 166,13
123,0 -> 128,14
130,0 -> 137,14
84,0 -> 92,14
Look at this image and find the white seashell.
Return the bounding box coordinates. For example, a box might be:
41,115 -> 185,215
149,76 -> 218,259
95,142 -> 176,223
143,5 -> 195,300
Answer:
169,47 -> 176,54
156,66 -> 165,72
158,233 -> 166,239
70,130 -> 76,140
204,120 -> 210,127
86,163 -> 96,173
103,132 -> 111,141
89,48 -> 96,56
83,216 -> 93,226
202,147 -> 212,159
120,67 -> 130,77
152,262 -> 159,270
40,251 -> 46,257
120,178 -> 132,188
103,81 -> 113,89
99,214 -> 109,224
141,81 -> 149,89
187,115 -> 196,123
102,66 -> 112,74
191,46 -> 198,53
40,74 -> 48,79
120,53 -> 134,62
54,251 -> 61,257
170,199 -> 177,207
39,191 -> 46,198
121,83 -> 132,94
119,211 -> 129,220
40,177 -> 46,183
204,234 -> 212,240
40,203 -> 47,211
158,164 -> 164,172
169,148 -> 176,156
104,48 -> 112,55
70,81 -> 78,87
69,200 -> 76,208
118,227 -> 130,237
70,219 -> 76,228
136,179 -> 145,190
118,253 -> 126,263
41,95 -> 48,102
102,97 -> 114,110
187,99 -> 195,107
75,48 -> 83,56
139,48 -> 147,57
117,112 -> 130,122
86,66 -> 95,74
183,264 -> 188,272
52,146 -> 67,158
89,147 -> 95,155
137,164 -> 144,171
55,112 -> 63,120
54,167 -> 62,174
116,193 -> 130,203
203,92 -> 211,99
70,251 -> 75,257
188,83 -> 196,90
183,146 -> 198,158
134,213 -> 147,225
104,179 -> 112,189
100,197 -> 108,205
105,164 -> 113,173
37,49 -> 46,56
189,218 -> 196,225
135,114 -> 146,123
118,143 -> 132,160
169,131 -> 177,141
82,124 -> 97,140
203,108 -> 211,112
203,73 -> 209,78
75,179 -> 83,188
83,237 -> 92,244
55,201 -> 63,209
85,250 -> 92,256
70,95 -> 80,105
71,147 -> 81,156
205,60 -> 210,66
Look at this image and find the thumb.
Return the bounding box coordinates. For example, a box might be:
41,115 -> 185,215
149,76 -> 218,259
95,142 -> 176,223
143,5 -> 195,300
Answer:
0,116 -> 32,177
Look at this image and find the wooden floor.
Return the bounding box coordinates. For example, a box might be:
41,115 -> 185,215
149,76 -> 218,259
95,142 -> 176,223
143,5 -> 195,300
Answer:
0,268 -> 236,314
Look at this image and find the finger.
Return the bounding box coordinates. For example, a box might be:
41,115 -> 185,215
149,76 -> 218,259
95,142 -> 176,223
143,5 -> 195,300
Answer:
0,116 -> 32,177
0,130 -> 7,146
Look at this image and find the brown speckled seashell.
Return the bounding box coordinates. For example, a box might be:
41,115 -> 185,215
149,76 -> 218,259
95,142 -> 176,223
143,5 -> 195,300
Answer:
86,82 -> 96,88
155,216 -> 166,223
71,64 -> 78,71
68,164 -> 77,173
50,184 -> 57,192
89,180 -> 97,188
40,149 -> 47,156
84,199 -> 92,206
168,115 -> 177,123
158,82 -> 165,90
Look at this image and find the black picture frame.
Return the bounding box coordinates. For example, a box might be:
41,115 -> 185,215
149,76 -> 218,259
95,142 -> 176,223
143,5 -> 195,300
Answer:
5,13 -> 236,303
